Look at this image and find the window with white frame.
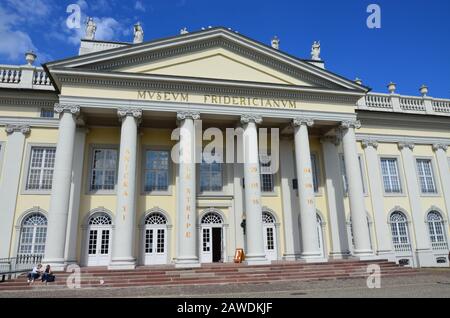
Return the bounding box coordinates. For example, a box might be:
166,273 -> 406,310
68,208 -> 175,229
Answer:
340,154 -> 366,194
90,148 -> 118,191
390,211 -> 411,252
310,154 -> 320,193
416,159 -> 437,194
18,213 -> 47,256
26,147 -> 56,190
380,158 -> 402,194
427,211 -> 448,250
199,156 -> 222,192
260,154 -> 274,193
144,150 -> 169,192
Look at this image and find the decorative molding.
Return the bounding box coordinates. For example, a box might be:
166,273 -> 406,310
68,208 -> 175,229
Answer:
5,124 -> 30,135
54,103 -> 81,116
53,70 -> 361,105
432,143 -> 449,152
292,117 -> 314,127
240,114 -> 263,125
398,142 -> 415,151
319,135 -> 341,146
356,133 -> 450,147
361,139 -> 379,149
117,107 -> 143,120
0,117 -> 58,128
341,120 -> 361,130
176,111 -> 200,121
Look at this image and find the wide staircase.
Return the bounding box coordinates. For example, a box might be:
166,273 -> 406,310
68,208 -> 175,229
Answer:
0,259 -> 419,291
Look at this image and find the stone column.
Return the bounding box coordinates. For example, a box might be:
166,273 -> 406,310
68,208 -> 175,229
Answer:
279,137 -> 301,260
43,104 -> 80,271
362,139 -> 395,261
341,120 -> 373,257
64,128 -> 88,264
241,115 -> 268,264
398,142 -> 434,266
0,125 -> 30,259
175,111 -> 200,268
433,144 -> 450,224
109,108 -> 142,270
293,117 -> 322,260
321,135 -> 350,258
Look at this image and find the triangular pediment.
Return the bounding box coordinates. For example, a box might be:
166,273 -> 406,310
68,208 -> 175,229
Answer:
45,27 -> 368,93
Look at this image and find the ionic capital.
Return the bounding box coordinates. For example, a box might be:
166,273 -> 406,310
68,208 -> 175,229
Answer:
361,139 -> 379,149
118,107 -> 143,121
432,143 -> 449,152
398,142 -> 415,151
5,124 -> 31,135
341,120 -> 361,130
293,117 -> 314,127
240,114 -> 262,125
177,111 -> 200,121
54,103 -> 81,116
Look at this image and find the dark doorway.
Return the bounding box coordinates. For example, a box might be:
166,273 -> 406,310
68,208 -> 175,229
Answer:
212,228 -> 222,263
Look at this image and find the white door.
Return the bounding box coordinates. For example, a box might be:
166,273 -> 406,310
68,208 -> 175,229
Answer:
200,227 -> 212,263
144,227 -> 167,265
263,225 -> 277,261
87,227 -> 111,266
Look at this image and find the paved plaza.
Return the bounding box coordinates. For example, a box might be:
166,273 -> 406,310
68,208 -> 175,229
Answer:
0,269 -> 449,298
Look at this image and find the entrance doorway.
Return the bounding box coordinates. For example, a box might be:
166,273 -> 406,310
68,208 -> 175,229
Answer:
200,211 -> 224,263
85,213 -> 112,267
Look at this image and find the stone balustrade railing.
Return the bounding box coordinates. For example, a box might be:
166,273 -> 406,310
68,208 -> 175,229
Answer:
0,65 -> 54,90
358,93 -> 450,116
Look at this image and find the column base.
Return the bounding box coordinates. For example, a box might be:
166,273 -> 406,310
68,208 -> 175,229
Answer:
414,249 -> 436,267
282,253 -> 302,261
108,258 -> 136,270
375,250 -> 396,263
175,256 -> 201,268
42,258 -> 67,272
245,254 -> 271,265
328,251 -> 352,260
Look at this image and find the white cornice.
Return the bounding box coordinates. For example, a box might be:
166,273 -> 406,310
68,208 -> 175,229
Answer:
0,117 -> 59,128
356,133 -> 450,146
59,95 -> 357,122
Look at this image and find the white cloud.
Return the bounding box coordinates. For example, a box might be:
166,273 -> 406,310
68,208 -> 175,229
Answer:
134,1 -> 146,12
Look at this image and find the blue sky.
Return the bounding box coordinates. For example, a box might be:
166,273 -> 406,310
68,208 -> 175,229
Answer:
1,0 -> 449,97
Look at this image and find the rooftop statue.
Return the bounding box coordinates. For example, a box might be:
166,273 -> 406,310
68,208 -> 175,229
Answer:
85,17 -> 97,40
134,22 -> 144,44
311,41 -> 321,61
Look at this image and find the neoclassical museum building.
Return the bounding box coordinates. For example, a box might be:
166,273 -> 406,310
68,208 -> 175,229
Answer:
0,26 -> 449,271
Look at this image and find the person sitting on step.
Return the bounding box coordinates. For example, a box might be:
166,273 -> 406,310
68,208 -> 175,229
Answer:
41,265 -> 55,285
27,263 -> 43,285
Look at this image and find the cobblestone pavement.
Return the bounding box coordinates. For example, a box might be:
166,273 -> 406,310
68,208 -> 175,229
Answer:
1,269 -> 449,298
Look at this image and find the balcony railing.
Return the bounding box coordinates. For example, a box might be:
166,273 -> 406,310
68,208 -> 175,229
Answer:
393,242 -> 412,253
0,254 -> 43,282
358,93 -> 450,116
0,65 -> 53,90
431,241 -> 449,251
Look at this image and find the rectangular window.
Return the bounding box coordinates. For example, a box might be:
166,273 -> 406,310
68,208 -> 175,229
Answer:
416,159 -> 437,194
90,148 -> 118,191
40,108 -> 55,118
260,155 -> 274,193
144,150 -> 169,192
200,154 -> 223,192
310,154 -> 320,193
340,154 -> 366,194
380,158 -> 402,193
26,147 -> 56,190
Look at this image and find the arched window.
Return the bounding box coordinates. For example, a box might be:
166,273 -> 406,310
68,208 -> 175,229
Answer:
89,213 -> 112,225
262,212 -> 276,224
145,212 -> 167,225
18,213 -> 47,256
201,212 -> 223,224
427,211 -> 448,250
390,211 -> 411,252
